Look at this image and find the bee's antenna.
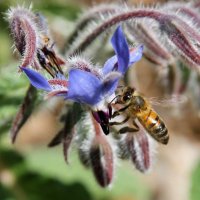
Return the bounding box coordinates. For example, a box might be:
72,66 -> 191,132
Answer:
109,95 -> 121,104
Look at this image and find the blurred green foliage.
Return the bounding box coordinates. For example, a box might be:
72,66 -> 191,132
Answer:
191,162 -> 200,200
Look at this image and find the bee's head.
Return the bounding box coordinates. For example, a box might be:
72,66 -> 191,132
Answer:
121,87 -> 135,103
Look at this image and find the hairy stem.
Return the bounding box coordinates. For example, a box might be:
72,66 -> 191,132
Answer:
127,23 -> 171,64
69,9 -> 200,66
63,5 -> 118,53
69,10 -> 164,55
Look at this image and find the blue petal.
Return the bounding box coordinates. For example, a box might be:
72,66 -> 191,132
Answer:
103,72 -> 121,96
111,26 -> 130,74
103,79 -> 118,96
129,45 -> 143,65
67,69 -> 103,105
102,55 -> 117,75
56,72 -> 66,80
21,67 -> 52,91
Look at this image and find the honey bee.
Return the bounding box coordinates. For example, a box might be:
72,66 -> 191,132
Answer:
109,87 -> 169,145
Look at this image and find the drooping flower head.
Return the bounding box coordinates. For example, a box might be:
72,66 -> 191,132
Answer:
65,26 -> 143,134
66,26 -> 143,107
21,26 -> 143,134
22,26 -> 143,103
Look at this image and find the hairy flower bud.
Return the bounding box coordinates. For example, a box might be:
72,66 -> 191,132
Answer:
7,6 -> 40,68
89,119 -> 114,187
74,112 -> 114,187
89,133 -> 114,187
10,85 -> 37,143
159,15 -> 200,67
125,126 -> 156,173
48,103 -> 84,163
127,23 -> 172,66
62,103 -> 83,163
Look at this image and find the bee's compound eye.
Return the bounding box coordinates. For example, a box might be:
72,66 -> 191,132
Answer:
123,96 -> 129,102
123,92 -> 132,102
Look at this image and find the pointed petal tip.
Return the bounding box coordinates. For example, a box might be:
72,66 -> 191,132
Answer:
20,66 -> 52,91
111,25 -> 130,74
137,44 -> 144,55
129,44 -> 144,65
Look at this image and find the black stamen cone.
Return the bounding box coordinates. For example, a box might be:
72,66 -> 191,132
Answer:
100,123 -> 109,135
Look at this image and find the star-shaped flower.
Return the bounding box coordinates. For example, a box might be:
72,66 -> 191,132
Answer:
21,26 -> 143,105
66,26 -> 143,106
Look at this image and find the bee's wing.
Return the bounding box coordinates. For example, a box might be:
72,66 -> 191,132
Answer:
147,94 -> 188,107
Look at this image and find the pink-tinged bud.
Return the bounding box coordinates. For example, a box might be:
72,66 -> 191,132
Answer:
7,6 -> 39,67
126,131 -> 152,173
163,3 -> 200,28
127,23 -> 172,65
159,15 -> 200,67
62,103 -> 83,163
89,119 -> 114,187
78,147 -> 91,168
179,7 -> 200,28
10,85 -> 37,143
89,135 -> 113,187
48,103 -> 83,164
68,56 -> 100,78
62,128 -> 75,164
118,143 -> 130,160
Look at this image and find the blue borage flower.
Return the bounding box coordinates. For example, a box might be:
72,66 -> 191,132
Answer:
66,26 -> 143,134
67,26 -> 143,106
21,26 -> 143,110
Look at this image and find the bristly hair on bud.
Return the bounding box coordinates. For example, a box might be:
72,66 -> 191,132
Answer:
6,5 -> 40,68
125,124 -> 157,173
75,112 -> 97,168
67,55 -> 99,76
75,112 -> 115,187
63,3 -> 121,54
66,2 -> 200,69
89,117 -> 115,187
10,85 -> 37,143
126,22 -> 173,66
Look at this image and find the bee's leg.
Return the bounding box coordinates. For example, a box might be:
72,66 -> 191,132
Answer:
109,116 -> 130,126
118,120 -> 139,134
112,104 -> 131,118
119,126 -> 139,134
132,120 -> 139,129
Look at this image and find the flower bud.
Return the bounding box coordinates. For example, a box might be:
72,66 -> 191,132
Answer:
7,6 -> 39,67
87,117 -> 114,187
126,130 -> 154,173
89,134 -> 114,187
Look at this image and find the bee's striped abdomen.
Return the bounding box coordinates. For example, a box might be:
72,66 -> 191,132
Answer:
139,109 -> 169,145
